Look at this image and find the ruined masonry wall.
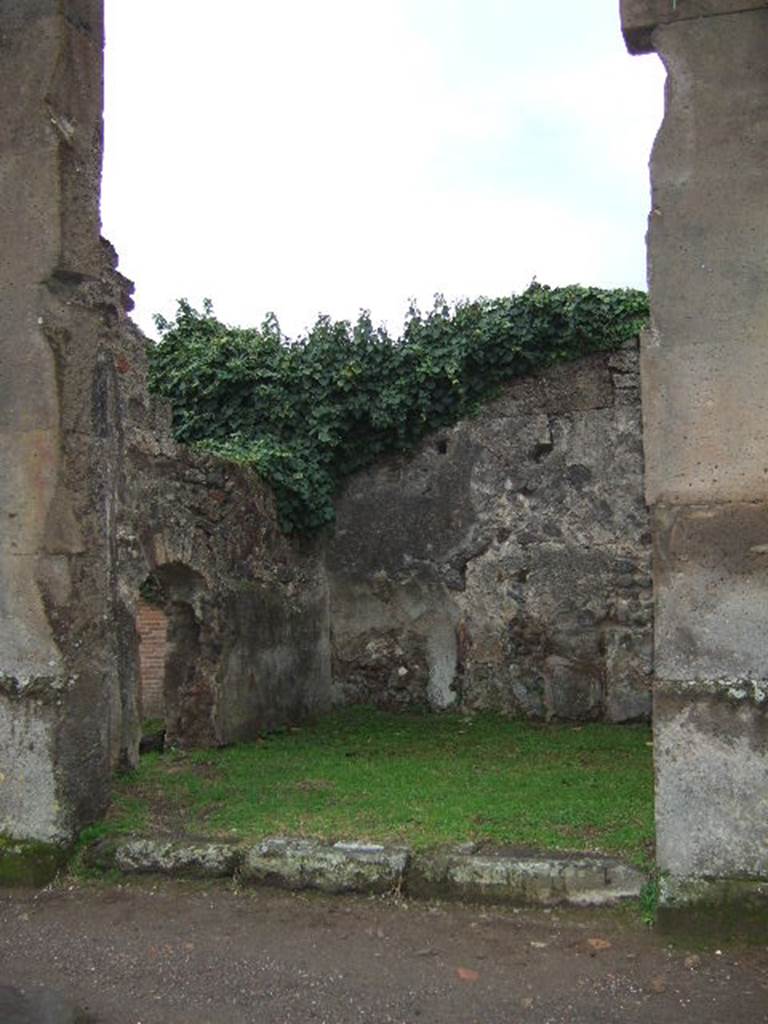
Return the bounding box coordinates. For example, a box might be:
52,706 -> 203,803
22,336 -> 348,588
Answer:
112,242 -> 332,753
119,434 -> 332,752
328,343 -> 652,721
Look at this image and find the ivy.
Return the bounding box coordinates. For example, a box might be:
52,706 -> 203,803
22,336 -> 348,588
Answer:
149,284 -> 648,533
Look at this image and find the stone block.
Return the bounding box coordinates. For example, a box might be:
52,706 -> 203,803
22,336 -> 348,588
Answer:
652,503 -> 768,681
241,838 -> 409,894
407,848 -> 644,906
0,838 -> 70,887
0,690 -> 60,842
603,627 -> 652,722
656,875 -> 768,942
641,10 -> 768,506
108,839 -> 244,878
654,680 -> 768,878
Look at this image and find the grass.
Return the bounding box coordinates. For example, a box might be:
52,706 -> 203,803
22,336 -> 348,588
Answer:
91,708 -> 655,865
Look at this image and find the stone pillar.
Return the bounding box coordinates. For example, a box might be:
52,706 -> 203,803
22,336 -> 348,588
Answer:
621,1 -> 768,909
0,0 -> 122,846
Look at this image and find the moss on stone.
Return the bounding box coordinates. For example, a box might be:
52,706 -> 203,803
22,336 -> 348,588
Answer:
657,878 -> 768,946
0,836 -> 71,887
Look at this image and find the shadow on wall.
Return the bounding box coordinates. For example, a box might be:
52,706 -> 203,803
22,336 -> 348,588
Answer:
135,564 -> 214,748
130,538 -> 334,753
153,563 -> 209,747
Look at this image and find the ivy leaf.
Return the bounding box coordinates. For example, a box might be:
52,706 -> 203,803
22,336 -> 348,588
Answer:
149,285 -> 648,533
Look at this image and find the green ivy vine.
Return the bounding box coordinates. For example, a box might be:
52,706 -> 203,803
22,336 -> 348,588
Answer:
149,284 -> 648,533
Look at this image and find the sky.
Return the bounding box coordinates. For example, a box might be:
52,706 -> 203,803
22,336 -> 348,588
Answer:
102,1 -> 665,341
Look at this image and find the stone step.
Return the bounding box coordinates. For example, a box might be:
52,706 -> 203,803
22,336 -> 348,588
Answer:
83,835 -> 646,906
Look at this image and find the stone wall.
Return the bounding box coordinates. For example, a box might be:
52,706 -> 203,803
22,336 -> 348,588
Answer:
328,344 -> 652,722
119,426 -> 332,751
107,245 -> 332,753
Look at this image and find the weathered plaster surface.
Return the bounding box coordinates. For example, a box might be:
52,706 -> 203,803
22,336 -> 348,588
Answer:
653,503 -> 768,681
654,681 -> 768,878
641,11 -> 768,507
0,690 -> 60,842
0,1 -> 116,842
620,0 -> 768,53
329,346 -> 652,721
623,2 -> 768,886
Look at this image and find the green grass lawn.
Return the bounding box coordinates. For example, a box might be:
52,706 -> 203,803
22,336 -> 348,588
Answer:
93,708 -> 655,865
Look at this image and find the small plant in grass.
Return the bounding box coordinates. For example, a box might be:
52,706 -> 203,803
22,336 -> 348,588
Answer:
639,867 -> 663,926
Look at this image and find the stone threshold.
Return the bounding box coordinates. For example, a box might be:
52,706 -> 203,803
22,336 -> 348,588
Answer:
81,836 -> 646,907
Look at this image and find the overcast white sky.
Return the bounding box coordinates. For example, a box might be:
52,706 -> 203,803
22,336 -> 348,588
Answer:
102,1 -> 664,340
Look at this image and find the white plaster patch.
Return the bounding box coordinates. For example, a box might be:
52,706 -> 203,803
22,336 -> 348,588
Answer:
426,618 -> 458,710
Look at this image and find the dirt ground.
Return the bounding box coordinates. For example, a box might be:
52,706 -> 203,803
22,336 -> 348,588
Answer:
0,879 -> 766,1024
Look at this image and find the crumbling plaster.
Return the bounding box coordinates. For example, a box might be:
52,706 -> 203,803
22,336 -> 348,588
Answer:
329,346 -> 652,722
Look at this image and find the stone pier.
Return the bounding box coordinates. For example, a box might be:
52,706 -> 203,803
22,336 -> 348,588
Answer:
0,0 -> 122,844
621,0 -> 768,909
0,0 -> 333,855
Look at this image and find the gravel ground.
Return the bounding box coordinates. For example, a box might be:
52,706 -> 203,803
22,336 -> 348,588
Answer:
1,879 -> 766,1024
